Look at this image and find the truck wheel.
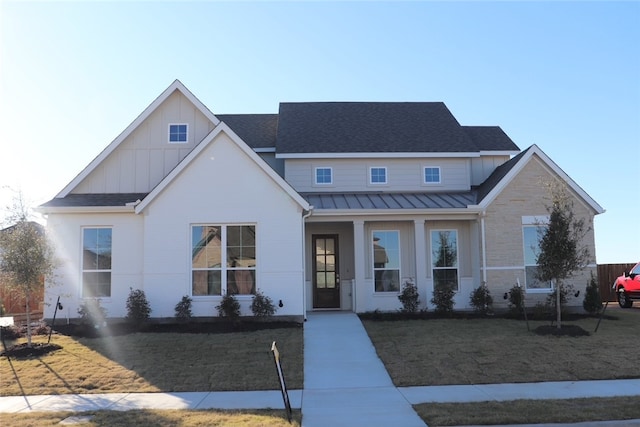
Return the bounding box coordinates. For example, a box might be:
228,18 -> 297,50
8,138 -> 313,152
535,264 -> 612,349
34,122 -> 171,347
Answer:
617,288 -> 633,308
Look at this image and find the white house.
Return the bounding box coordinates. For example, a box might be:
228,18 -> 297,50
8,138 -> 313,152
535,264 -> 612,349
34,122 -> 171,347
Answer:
39,80 -> 604,321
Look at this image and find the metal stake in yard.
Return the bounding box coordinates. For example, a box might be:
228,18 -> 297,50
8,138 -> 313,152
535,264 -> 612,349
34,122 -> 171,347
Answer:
47,296 -> 63,344
271,341 -> 292,423
594,281 -> 613,333
517,278 -> 530,331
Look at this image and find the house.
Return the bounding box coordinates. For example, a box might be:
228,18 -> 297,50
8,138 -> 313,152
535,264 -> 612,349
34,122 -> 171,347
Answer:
38,80 -> 604,321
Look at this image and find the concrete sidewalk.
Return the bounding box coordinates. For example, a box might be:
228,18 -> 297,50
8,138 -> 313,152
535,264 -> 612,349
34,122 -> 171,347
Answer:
1,311 -> 639,427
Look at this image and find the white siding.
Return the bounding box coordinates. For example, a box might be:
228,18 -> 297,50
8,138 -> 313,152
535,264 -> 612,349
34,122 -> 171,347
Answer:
285,158 -> 471,193
73,91 -> 216,194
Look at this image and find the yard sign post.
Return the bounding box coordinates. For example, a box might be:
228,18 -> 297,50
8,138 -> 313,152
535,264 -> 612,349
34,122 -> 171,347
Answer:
271,341 -> 292,423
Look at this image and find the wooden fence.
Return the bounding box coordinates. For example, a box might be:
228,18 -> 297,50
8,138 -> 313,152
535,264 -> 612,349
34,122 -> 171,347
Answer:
597,263 -> 636,302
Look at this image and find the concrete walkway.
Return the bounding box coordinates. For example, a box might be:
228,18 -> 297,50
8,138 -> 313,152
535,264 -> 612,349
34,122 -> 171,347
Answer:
1,311 -> 640,427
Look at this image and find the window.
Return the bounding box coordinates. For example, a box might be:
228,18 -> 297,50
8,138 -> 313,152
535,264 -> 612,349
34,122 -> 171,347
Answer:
192,225 -> 256,296
315,167 -> 333,185
424,167 -> 441,184
373,230 -> 400,292
431,230 -> 458,291
82,227 -> 112,297
523,225 -> 551,290
168,123 -> 188,143
370,167 -> 387,184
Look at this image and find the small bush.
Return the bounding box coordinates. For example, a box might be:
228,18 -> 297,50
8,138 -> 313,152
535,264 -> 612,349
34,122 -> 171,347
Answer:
126,287 -> 152,324
398,279 -> 420,313
469,283 -> 493,315
78,299 -> 108,328
0,324 -> 22,340
33,322 -> 51,336
506,285 -> 524,316
431,284 -> 455,315
174,295 -> 193,321
251,289 -> 277,317
583,272 -> 602,314
216,293 -> 240,319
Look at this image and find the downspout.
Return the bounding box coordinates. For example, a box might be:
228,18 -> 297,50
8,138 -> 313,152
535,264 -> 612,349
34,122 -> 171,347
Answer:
302,206 -> 314,321
480,211 -> 487,285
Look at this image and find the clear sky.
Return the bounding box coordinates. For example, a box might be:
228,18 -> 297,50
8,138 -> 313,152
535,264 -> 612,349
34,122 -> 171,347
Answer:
0,1 -> 638,264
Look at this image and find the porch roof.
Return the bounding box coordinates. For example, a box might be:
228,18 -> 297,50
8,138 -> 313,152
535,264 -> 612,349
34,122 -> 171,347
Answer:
300,191 -> 477,210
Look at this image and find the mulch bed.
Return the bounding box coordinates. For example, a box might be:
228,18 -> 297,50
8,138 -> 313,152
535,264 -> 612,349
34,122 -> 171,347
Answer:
533,324 -> 591,337
1,342 -> 62,359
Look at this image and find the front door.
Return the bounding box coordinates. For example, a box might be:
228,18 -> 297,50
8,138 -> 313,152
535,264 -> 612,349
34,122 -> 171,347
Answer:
312,234 -> 340,309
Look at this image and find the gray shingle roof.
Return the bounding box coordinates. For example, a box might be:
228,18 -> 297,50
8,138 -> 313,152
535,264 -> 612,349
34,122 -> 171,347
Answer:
40,193 -> 148,207
474,147 -> 530,203
275,102 -> 481,154
217,114 -> 278,149
301,191 -> 477,210
462,126 -> 519,151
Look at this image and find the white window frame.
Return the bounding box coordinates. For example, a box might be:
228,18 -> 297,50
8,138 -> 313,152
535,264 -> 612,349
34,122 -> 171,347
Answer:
424,166 -> 441,184
522,216 -> 551,292
168,123 -> 189,143
81,226 -> 112,298
314,167 -> 333,185
369,166 -> 387,185
191,224 -> 257,298
430,229 -> 459,292
372,230 -> 401,293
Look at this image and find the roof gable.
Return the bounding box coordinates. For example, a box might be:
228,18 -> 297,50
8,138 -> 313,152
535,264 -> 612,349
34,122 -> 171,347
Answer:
57,80 -> 220,197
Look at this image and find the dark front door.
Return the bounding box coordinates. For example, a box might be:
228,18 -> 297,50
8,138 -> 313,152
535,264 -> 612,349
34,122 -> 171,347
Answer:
312,234 -> 340,309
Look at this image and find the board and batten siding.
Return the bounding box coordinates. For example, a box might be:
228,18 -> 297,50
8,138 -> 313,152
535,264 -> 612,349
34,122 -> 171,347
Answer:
73,90 -> 216,194
285,158 -> 471,193
470,155 -> 511,186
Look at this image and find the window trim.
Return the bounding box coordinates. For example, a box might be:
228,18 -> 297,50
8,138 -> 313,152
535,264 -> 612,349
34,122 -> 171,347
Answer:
191,224 -> 257,298
369,166 -> 388,185
168,123 -> 189,144
314,167 -> 333,185
430,229 -> 459,292
81,226 -> 113,298
372,229 -> 401,293
423,166 -> 441,184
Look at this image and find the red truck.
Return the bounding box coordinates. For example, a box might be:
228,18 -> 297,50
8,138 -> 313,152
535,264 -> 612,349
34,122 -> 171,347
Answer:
613,261 -> 640,308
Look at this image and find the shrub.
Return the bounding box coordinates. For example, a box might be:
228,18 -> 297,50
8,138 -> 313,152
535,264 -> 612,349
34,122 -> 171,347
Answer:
431,284 -> 455,315
398,279 -> 420,313
469,283 -> 493,315
216,293 -> 240,319
583,272 -> 602,314
174,295 -> 193,321
0,324 -> 22,340
126,287 -> 152,324
251,289 -> 277,317
506,285 -> 524,316
78,298 -> 108,328
33,321 -> 51,336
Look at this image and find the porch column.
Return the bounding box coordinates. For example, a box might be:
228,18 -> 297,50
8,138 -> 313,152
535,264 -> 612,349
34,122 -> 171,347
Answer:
414,219 -> 427,310
353,220 -> 365,313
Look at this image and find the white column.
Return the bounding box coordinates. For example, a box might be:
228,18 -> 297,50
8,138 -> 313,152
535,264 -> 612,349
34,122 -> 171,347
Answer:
353,220 -> 365,313
414,219 -> 427,310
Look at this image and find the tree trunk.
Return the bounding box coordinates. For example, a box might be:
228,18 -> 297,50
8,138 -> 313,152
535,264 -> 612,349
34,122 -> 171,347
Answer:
25,289 -> 32,347
556,280 -> 562,330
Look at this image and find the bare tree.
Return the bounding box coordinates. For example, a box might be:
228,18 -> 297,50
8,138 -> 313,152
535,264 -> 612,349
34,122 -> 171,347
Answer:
0,190 -> 56,346
536,182 -> 590,329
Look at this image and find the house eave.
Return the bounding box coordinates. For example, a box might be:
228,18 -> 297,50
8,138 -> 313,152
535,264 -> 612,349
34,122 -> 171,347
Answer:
35,206 -> 136,215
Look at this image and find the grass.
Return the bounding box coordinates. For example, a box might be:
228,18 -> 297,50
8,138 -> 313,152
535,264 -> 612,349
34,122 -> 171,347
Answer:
416,396 -> 640,426
0,409 -> 301,427
1,327 -> 303,396
361,308 -> 640,386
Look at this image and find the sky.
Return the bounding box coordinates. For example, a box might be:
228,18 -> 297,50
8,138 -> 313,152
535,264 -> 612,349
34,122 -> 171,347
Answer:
0,1 -> 638,264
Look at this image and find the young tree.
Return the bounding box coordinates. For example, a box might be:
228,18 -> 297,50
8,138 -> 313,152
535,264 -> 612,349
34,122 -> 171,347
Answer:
536,182 -> 590,329
0,191 -> 56,346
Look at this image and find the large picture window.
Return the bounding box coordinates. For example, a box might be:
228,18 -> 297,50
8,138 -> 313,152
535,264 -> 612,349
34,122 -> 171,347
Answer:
523,225 -> 551,290
431,230 -> 458,291
82,227 -> 112,297
192,225 -> 256,296
373,230 -> 400,292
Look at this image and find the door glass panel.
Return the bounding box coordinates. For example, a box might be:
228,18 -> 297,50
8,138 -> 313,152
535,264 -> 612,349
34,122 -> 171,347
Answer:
325,272 -> 336,288
316,272 -> 326,288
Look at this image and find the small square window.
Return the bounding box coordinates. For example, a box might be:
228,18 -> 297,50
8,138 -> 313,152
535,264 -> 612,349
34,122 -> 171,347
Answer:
370,167 -> 387,184
315,167 -> 332,185
169,124 -> 188,143
424,167 -> 441,184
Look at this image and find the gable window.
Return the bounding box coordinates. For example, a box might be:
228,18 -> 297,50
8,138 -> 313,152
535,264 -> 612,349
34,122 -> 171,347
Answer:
424,167 -> 441,184
373,230 -> 400,292
431,230 -> 458,291
370,167 -> 387,184
168,123 -> 188,143
82,227 -> 112,297
192,224 -> 256,296
315,167 -> 333,185
523,225 -> 551,290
